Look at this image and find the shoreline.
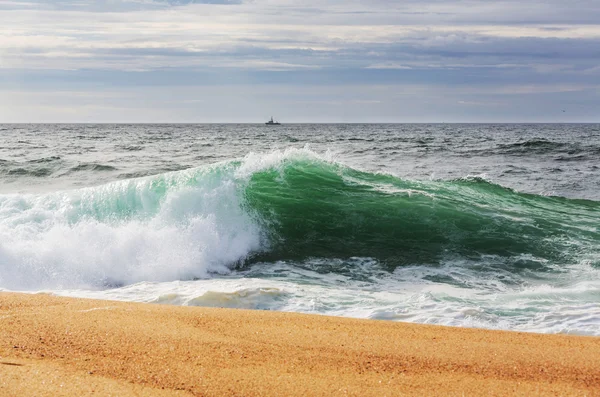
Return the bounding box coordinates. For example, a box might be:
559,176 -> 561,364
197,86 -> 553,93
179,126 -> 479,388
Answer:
1,292 -> 599,396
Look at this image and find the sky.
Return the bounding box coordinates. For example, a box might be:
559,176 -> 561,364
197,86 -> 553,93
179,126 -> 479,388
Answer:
0,0 -> 599,122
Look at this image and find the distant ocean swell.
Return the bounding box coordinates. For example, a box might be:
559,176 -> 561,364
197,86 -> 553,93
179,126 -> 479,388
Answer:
1,148 -> 599,291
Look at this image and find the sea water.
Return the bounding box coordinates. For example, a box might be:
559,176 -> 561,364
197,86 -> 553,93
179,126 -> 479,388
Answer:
1,123 -> 599,335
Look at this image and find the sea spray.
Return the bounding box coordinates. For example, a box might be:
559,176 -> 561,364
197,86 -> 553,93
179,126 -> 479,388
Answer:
0,161 -> 264,290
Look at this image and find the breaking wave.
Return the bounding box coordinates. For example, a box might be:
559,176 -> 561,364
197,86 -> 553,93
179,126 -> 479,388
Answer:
1,148 -> 599,290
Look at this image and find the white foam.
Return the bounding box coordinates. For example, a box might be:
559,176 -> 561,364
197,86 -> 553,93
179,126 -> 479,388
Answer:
235,146 -> 338,179
42,257 -> 600,336
0,165 -> 263,290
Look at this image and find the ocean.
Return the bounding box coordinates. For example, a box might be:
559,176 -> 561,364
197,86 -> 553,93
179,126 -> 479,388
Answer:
1,123 -> 599,335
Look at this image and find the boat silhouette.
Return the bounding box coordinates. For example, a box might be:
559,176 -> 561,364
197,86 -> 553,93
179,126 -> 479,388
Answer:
265,117 -> 281,125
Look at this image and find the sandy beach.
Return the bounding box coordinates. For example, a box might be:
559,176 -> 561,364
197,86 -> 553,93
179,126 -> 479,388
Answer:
0,292 -> 599,396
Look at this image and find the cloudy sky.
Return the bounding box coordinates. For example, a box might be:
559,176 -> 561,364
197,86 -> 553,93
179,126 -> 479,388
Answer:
0,0 -> 599,122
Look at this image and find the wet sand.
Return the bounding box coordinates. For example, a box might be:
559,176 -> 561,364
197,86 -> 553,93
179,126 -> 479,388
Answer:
1,292 -> 599,396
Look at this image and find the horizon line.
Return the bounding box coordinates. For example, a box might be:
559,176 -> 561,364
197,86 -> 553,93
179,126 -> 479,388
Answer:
2,122 -> 599,125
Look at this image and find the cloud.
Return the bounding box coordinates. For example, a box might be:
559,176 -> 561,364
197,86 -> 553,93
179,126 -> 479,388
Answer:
0,0 -> 599,121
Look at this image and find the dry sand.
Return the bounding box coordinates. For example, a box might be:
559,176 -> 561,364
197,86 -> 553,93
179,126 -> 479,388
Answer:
1,292 -> 599,396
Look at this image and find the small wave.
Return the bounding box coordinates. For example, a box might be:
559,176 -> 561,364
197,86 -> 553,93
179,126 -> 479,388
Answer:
69,163 -> 117,172
495,139 -> 572,155
6,167 -> 53,177
158,164 -> 190,173
503,139 -> 558,148
117,171 -> 156,179
347,137 -> 375,142
27,156 -> 61,164
554,155 -> 588,162
75,135 -> 106,140
116,145 -> 144,152
500,166 -> 528,175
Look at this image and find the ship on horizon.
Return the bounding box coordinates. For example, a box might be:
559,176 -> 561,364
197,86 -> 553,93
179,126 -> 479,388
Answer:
265,117 -> 281,125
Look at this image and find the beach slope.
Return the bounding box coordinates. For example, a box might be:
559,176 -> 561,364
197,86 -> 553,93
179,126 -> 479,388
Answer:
1,292 -> 599,396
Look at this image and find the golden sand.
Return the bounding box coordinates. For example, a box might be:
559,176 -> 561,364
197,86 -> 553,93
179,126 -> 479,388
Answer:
1,292 -> 599,396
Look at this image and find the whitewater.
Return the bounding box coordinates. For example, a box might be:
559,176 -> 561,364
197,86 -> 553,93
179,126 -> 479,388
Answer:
1,124 -> 599,335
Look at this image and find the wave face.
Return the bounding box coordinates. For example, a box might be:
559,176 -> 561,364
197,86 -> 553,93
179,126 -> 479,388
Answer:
1,148 -> 599,291
245,151 -> 600,270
